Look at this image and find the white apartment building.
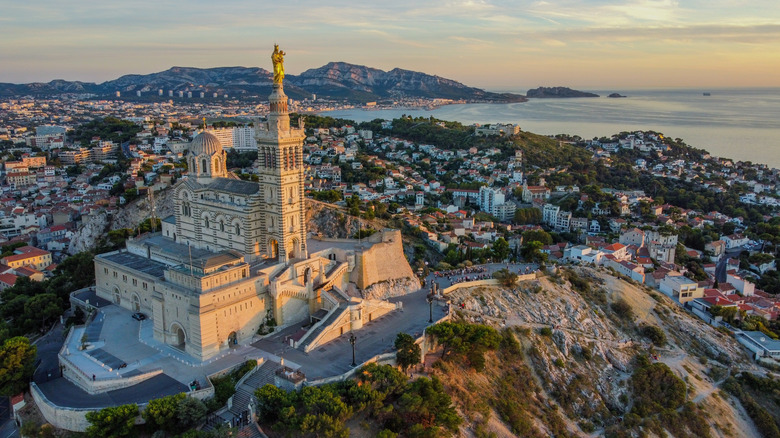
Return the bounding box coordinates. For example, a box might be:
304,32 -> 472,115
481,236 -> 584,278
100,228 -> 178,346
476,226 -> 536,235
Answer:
478,186 -> 505,217
208,126 -> 258,152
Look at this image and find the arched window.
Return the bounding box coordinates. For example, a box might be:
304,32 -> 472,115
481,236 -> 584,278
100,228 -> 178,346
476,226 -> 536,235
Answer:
204,217 -> 210,229
220,221 -> 225,232
235,223 -> 241,235
201,158 -> 207,173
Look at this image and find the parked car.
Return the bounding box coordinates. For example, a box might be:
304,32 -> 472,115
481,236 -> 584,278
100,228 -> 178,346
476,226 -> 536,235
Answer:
132,312 -> 146,321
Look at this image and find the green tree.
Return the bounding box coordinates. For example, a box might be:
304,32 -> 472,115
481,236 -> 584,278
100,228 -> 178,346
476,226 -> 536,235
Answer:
493,268 -> 518,287
521,241 -> 547,264
492,237 -> 510,261
356,363 -> 407,398
397,376 -> 462,435
85,404 -> 139,438
176,395 -> 207,430
256,384 -> 290,424
394,333 -> 421,374
143,393 -> 185,433
23,293 -> 62,332
522,229 -> 552,246
0,336 -> 37,395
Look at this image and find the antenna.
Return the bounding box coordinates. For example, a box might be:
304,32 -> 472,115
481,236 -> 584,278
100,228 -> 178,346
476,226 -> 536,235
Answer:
188,243 -> 194,276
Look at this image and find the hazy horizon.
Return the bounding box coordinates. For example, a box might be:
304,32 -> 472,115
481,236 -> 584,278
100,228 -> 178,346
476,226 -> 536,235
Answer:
2,0 -> 780,89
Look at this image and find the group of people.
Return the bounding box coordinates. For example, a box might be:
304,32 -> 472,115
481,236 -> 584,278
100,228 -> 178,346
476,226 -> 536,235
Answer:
434,266 -> 491,285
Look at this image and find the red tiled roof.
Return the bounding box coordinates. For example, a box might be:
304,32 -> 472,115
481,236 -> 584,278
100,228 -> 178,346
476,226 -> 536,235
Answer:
0,273 -> 18,286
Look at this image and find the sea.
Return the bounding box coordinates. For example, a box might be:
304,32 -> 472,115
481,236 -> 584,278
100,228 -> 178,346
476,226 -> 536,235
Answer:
320,88 -> 780,169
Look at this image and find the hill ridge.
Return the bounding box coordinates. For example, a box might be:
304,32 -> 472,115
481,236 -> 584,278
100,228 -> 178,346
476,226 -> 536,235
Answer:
0,62 -> 526,103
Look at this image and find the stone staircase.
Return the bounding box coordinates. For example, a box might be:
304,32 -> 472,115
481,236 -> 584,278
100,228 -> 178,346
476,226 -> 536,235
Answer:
296,303 -> 349,352
230,361 -> 279,438
202,361 -> 280,437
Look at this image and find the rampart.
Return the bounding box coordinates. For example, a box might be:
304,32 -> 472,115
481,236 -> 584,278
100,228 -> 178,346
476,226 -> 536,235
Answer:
353,229 -> 417,289
440,272 -> 537,295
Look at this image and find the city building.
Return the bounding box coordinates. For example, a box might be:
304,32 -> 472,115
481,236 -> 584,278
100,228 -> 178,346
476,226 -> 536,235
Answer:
1,246 -> 53,271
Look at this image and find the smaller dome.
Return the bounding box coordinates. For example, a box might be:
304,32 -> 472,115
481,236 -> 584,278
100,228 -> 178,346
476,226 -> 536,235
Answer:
190,131 -> 223,156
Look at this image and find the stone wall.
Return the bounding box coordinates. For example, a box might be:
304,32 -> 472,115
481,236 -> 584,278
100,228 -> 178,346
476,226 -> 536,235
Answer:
353,230 -> 418,290
441,273 -> 537,295
61,357 -> 163,395
31,383 -> 92,432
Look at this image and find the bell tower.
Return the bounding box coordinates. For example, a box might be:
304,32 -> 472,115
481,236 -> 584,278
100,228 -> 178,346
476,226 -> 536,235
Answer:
255,46 -> 307,263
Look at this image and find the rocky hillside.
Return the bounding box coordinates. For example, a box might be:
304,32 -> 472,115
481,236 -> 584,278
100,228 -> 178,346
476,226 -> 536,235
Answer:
305,199 -> 380,239
293,62 -> 525,102
68,187 -> 176,254
430,267 -> 763,437
0,64 -> 525,102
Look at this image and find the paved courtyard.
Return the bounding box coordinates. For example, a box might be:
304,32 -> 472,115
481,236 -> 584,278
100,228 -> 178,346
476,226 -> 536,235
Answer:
252,288 -> 449,381
34,262 -> 536,408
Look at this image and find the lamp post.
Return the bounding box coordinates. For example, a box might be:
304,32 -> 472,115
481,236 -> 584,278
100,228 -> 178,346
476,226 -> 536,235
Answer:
349,333 -> 357,367
427,294 -> 434,323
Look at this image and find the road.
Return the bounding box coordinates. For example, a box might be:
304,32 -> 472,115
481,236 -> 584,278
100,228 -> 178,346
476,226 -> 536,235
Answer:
0,397 -> 18,438
715,248 -> 743,283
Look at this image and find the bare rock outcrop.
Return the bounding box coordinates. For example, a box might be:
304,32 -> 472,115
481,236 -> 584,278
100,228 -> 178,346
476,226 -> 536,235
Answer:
68,211 -> 110,255
362,277 -> 421,300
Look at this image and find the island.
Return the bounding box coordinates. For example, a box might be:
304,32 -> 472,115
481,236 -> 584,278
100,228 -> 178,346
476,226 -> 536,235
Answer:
608,93 -> 627,98
526,86 -> 599,98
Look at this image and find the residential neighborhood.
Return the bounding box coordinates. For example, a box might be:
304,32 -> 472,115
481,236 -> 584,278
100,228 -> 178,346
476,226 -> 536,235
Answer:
1,95 -> 779,364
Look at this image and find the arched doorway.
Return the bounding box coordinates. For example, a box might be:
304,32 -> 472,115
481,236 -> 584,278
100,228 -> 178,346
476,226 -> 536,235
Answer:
171,323 -> 186,350
228,331 -> 238,348
303,267 -> 312,285
113,288 -> 121,305
132,294 -> 141,312
290,238 -> 300,259
269,239 -> 279,259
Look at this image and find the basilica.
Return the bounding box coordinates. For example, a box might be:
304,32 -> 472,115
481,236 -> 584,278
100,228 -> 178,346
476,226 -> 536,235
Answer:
93,49 -> 417,361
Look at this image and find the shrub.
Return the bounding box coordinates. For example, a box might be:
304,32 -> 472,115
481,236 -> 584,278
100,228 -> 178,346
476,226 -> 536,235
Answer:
540,327 -> 553,336
611,299 -> 635,320
579,421 -> 596,433
640,325 -> 666,346
630,362 -> 686,417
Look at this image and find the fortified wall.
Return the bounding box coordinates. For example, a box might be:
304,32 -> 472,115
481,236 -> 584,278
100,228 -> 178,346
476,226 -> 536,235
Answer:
352,229 -> 418,290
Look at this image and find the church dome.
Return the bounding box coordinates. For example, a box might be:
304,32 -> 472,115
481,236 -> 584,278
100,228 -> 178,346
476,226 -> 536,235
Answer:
190,131 -> 223,156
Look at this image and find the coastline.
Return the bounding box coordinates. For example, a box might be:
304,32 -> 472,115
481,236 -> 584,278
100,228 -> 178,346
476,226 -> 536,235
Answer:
319,89 -> 780,169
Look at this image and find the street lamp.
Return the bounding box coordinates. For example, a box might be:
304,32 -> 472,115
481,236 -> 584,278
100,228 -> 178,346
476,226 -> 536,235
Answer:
349,333 -> 357,367
427,294 -> 434,323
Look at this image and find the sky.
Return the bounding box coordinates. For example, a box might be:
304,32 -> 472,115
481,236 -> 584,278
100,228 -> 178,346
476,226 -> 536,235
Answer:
2,0 -> 780,91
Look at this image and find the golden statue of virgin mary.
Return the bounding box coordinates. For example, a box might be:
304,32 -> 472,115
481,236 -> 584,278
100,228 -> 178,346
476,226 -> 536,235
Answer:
271,44 -> 285,85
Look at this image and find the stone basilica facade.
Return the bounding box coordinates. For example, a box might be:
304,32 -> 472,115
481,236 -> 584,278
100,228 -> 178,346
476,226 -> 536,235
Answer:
93,59 -> 416,361
172,82 -> 307,263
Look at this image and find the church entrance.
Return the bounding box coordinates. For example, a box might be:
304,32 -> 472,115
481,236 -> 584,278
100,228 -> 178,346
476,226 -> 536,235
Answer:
290,238 -> 300,259
228,332 -> 238,348
269,239 -> 279,259
172,324 -> 186,350
132,294 -> 141,312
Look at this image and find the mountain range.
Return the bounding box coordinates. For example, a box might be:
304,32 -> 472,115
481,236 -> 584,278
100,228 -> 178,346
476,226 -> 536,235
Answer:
0,63 -> 526,103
